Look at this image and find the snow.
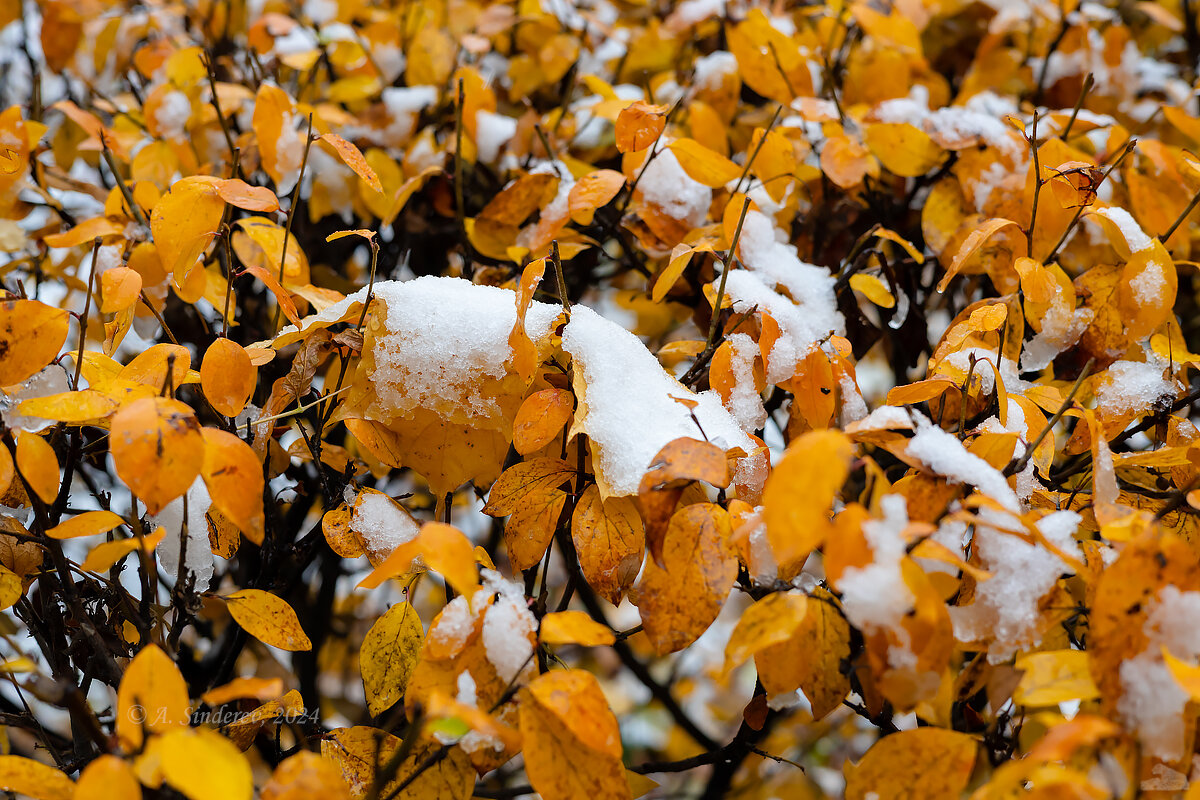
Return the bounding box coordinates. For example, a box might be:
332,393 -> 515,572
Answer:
722,271 -> 827,384
304,0 -> 337,24
873,88 -> 1022,156
151,478 -> 214,591
427,594 -> 475,655
1020,300 -> 1094,372
667,0 -> 725,28
365,277 -> 558,426
351,492 -> 419,560
724,210 -> 844,384
950,508 -> 1081,661
1118,587 -> 1200,760
272,27 -> 319,57
837,495 -> 915,641
1094,358 -> 1175,418
383,86 -> 439,114
637,146 -> 711,228
455,669 -> 477,708
693,51 -> 737,91
1092,206 -> 1154,253
475,110 -> 517,163
1,366 -> 70,433
1130,257 -> 1168,306
562,304 -> 755,497
154,91 -> 192,140
480,569 -> 536,683
274,110 -> 305,195
905,411 -> 1018,512
723,332 -> 766,433
845,404 -> 914,433
381,86 -> 438,145
838,369 -> 868,424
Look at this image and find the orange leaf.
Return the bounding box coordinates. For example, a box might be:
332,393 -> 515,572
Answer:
937,218 -> 1019,293
214,179 -> 281,212
615,101 -> 667,154
667,138 -> 742,187
109,397 -> 203,514
320,133 -> 383,193
513,389 -> 574,455
568,169 -> 626,225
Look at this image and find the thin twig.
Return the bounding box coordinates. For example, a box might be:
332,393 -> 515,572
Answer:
1004,357 -> 1094,477
72,238 -> 100,389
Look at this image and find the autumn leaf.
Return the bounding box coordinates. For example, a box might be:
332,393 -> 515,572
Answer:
615,102 -> 667,153
571,485 -> 645,605
630,503 -> 737,654
0,299 -> 69,387
520,670 -> 630,800
762,430 -> 853,573
116,643 -> 191,751
225,589 -> 313,651
483,458 -> 575,570
109,397 -> 204,514
360,601 -> 424,716
844,728 -> 977,800
0,755 -> 74,800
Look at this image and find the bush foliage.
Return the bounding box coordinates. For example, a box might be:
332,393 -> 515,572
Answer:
3,0 -> 1200,798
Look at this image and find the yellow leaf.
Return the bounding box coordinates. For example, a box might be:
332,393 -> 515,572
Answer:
321,727 -> 473,799
15,432 -> 58,504
571,484 -> 645,605
320,133 -> 383,193
937,217 -> 1020,293
261,751 -> 351,800
110,397 -> 203,514
80,526 -> 165,573
723,591 -> 807,675
756,587 -> 851,718
75,755 -> 140,800
201,676 -> 285,707
0,299 -> 69,386
568,169 -> 625,225
1013,650 -> 1100,706
540,610 -> 616,647
116,643 -> 191,751
483,458 -> 575,570
200,339 -> 256,418
0,755 -> 73,800
652,244 -> 694,303
17,390 -> 117,423
863,123 -> 945,177
225,589 -> 312,651
46,509 -> 124,539
159,727 -> 253,800
630,504 -> 737,654
844,728 -> 977,800
849,273 -> 896,308
119,343 -> 192,392
762,430 -> 853,569
0,564 -> 21,611
513,389 -> 574,456
359,522 -> 481,597
667,138 -> 742,187
149,177 -> 224,278
361,602 -> 424,716
200,428 -> 265,542
615,101 -> 667,154
213,179 -> 280,212
99,267 -> 143,313
520,670 -> 630,800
